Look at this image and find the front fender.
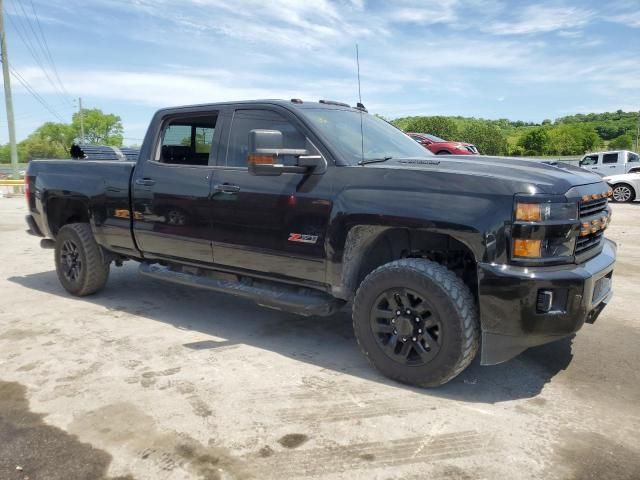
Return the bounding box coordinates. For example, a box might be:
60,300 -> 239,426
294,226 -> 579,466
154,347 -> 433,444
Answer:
325,187 -> 511,298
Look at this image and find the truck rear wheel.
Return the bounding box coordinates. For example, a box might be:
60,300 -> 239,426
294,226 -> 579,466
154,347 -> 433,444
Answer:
352,258 -> 479,387
55,223 -> 110,296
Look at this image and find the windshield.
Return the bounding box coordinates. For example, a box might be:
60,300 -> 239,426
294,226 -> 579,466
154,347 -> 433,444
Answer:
301,108 -> 433,165
424,134 -> 446,142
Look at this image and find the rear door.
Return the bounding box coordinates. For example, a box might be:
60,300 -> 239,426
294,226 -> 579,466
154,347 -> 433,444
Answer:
602,152 -> 623,175
132,108 -> 222,264
208,106 -> 332,284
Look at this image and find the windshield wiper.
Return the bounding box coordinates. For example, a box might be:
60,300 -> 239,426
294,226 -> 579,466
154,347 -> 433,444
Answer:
357,156 -> 393,166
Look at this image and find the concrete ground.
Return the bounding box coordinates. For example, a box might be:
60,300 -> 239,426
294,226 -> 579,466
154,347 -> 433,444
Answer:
0,196 -> 639,480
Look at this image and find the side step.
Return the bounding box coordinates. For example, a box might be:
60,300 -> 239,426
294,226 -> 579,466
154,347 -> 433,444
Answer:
139,263 -> 345,317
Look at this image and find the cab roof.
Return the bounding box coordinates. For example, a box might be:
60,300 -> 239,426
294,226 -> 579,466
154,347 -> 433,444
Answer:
155,99 -> 366,115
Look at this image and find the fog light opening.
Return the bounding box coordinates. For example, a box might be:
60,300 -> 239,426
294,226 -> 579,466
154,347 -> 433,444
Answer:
536,290 -> 554,313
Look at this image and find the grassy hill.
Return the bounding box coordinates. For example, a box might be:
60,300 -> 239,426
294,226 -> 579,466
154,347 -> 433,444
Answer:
391,110 -> 639,156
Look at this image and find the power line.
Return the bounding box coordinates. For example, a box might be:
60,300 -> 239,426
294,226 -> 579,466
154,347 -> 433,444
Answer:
8,65 -> 66,122
11,0 -> 66,101
27,0 -> 70,98
5,0 -> 70,106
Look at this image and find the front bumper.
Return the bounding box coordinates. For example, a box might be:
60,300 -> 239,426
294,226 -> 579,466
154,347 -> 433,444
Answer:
478,238 -> 616,365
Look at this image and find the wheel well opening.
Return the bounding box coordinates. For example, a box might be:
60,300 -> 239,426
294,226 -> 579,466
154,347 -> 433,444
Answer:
350,228 -> 478,300
47,198 -> 90,236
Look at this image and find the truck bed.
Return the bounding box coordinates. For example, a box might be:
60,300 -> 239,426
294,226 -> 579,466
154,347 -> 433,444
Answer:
26,159 -> 138,257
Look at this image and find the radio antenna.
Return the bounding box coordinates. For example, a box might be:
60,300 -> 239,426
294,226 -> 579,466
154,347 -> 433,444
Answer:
356,43 -> 364,164
356,44 -> 362,105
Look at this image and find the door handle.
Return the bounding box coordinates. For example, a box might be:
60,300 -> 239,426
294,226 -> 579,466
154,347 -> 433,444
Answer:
213,183 -> 240,194
135,178 -> 156,186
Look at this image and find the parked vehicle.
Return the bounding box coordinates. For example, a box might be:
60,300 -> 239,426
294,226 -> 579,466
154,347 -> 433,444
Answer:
579,150 -> 640,176
25,99 -> 616,387
407,132 -> 479,155
604,172 -> 640,202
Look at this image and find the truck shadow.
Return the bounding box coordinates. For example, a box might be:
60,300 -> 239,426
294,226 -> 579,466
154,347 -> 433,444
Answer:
8,265 -> 574,404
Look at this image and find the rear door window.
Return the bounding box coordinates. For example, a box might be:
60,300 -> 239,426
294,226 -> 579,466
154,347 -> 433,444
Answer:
157,114 -> 218,165
602,153 -> 619,164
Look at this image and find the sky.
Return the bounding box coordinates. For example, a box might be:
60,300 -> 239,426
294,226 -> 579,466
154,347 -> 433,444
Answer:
1,0 -> 639,145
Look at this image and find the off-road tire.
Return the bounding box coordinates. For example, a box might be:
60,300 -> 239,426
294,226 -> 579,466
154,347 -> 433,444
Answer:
352,258 -> 479,387
55,223 -> 110,296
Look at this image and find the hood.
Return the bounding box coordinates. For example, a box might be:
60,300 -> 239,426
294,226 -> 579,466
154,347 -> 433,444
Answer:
365,155 -> 604,194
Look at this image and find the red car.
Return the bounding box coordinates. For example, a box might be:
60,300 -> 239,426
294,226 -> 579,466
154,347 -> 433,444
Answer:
408,132 -> 479,155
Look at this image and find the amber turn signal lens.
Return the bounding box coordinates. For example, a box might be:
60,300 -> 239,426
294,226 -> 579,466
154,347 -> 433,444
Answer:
515,203 -> 541,221
513,239 -> 542,258
248,154 -> 274,165
580,222 -> 590,236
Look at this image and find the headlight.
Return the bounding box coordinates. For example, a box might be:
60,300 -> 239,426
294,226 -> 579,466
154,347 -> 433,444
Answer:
515,202 -> 577,222
511,198 -> 578,263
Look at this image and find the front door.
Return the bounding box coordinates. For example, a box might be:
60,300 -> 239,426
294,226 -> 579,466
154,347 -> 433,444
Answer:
209,107 -> 332,284
579,153 -> 599,173
132,110 -> 221,264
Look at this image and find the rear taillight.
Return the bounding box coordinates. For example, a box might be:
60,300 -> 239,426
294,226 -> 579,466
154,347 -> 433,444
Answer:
24,175 -> 31,202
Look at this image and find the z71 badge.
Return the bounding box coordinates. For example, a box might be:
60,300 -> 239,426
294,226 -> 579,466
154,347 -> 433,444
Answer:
288,233 -> 319,244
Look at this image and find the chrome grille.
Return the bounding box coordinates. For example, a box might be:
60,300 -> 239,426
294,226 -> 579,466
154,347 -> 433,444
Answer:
576,196 -> 609,256
576,231 -> 603,255
579,198 -> 608,217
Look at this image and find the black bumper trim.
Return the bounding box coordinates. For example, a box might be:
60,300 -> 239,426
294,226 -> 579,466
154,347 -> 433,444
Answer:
478,239 -> 616,365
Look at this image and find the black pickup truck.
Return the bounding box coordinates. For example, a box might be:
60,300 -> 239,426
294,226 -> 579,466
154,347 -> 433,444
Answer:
24,99 -> 616,386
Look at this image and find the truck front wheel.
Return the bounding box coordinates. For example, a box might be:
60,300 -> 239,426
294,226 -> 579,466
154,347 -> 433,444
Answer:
55,223 -> 110,296
352,258 -> 479,387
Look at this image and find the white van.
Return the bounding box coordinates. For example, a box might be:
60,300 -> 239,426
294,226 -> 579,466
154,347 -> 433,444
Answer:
579,150 -> 640,175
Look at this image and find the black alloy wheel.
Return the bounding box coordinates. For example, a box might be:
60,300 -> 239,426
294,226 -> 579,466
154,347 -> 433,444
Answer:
59,239 -> 83,282
370,288 -> 442,366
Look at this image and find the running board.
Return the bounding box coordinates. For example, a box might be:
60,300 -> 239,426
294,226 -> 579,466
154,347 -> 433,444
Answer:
139,263 -> 344,317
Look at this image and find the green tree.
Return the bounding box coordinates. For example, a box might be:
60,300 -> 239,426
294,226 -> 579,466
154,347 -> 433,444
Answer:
579,125 -> 602,152
72,108 -> 124,146
402,116 -> 459,140
518,127 -> 551,155
458,120 -> 507,155
0,107 -> 125,162
609,134 -> 633,150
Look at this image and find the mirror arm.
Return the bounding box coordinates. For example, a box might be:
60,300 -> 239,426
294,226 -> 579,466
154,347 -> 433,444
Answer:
297,155 -> 323,167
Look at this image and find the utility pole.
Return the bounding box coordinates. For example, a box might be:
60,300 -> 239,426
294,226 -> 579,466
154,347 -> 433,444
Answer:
78,97 -> 85,143
0,0 -> 19,178
636,110 -> 639,153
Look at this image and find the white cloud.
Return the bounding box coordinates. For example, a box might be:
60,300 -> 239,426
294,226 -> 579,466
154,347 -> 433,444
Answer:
388,0 -> 460,25
484,4 -> 594,35
557,30 -> 583,38
606,10 -> 640,28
